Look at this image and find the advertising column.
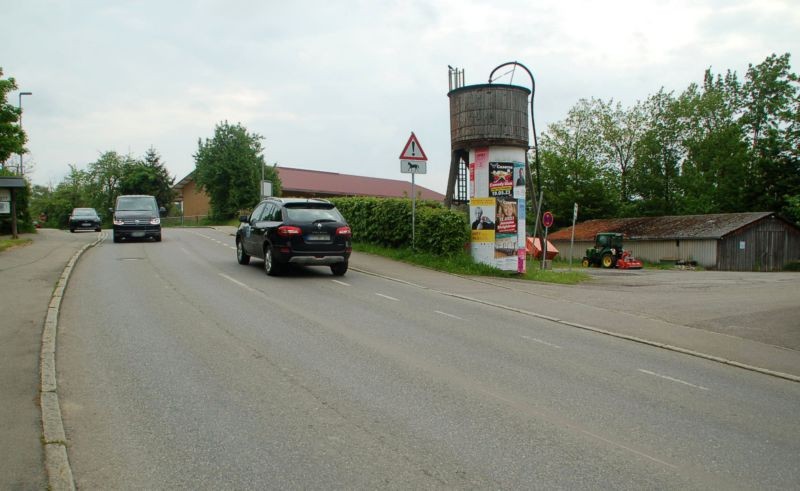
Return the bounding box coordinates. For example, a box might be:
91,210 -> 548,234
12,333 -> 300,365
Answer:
469,147 -> 527,273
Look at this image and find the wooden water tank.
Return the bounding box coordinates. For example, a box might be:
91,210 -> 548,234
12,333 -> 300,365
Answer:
448,83 -> 530,151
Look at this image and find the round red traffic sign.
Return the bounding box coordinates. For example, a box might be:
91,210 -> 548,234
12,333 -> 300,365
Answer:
542,211 -> 554,228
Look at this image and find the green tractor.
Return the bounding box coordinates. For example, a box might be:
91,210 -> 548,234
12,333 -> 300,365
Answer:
581,232 -> 643,269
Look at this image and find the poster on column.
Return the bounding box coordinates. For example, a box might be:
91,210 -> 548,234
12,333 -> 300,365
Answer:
469,162 -> 475,198
513,161 -> 526,199
494,198 -> 518,269
516,197 -> 527,273
470,197 -> 495,265
489,162 -> 513,198
472,148 -> 490,198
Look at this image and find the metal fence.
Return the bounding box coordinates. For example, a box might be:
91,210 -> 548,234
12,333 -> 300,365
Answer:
162,215 -> 209,227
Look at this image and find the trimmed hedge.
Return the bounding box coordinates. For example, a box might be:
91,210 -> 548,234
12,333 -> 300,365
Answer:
329,197 -> 469,256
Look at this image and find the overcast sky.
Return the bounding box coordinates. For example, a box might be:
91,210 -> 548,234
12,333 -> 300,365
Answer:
3,0 -> 798,194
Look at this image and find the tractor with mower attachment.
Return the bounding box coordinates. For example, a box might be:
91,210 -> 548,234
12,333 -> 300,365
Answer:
581,232 -> 643,269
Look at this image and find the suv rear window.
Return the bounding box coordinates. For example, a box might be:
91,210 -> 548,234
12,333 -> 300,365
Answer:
285,207 -> 344,222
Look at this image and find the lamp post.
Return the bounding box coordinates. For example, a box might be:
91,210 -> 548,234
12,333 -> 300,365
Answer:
18,91 -> 32,176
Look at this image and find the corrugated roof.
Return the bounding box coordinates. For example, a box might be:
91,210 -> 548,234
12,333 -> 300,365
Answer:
173,167 -> 445,201
548,212 -> 778,241
277,167 -> 445,201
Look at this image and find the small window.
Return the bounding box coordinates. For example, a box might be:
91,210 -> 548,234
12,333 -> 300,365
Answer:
250,203 -> 267,222
264,204 -> 281,222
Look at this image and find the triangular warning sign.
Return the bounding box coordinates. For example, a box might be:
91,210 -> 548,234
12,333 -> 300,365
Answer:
399,132 -> 428,161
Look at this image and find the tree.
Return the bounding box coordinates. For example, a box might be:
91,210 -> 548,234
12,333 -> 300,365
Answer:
539,102 -> 618,227
0,68 -> 26,168
740,53 -> 800,215
86,151 -> 128,213
676,69 -> 749,213
595,99 -> 647,204
194,121 -> 265,219
629,90 -> 683,216
118,147 -> 175,209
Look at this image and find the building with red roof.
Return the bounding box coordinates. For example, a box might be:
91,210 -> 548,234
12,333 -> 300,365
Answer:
173,166 -> 445,219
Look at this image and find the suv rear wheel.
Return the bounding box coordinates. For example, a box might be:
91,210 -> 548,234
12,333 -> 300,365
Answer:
330,261 -> 348,276
236,240 -> 250,265
264,247 -> 282,276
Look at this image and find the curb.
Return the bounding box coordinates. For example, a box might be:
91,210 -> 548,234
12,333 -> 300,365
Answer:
40,233 -> 105,491
350,266 -> 800,384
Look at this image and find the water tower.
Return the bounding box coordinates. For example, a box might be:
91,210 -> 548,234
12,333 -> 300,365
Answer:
446,64 -> 535,272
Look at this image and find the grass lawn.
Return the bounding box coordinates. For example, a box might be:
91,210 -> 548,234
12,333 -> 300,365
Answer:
353,243 -> 588,285
0,237 -> 33,253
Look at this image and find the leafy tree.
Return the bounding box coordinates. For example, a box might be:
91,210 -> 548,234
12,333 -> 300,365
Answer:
194,121 -> 266,219
539,102 -> 618,227
118,147 -> 175,209
676,69 -> 749,213
0,68 -> 26,168
86,151 -> 128,213
595,99 -> 647,204
629,90 -> 682,216
740,53 -> 800,215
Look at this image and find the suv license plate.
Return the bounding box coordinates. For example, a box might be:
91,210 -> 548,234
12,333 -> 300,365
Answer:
307,233 -> 330,242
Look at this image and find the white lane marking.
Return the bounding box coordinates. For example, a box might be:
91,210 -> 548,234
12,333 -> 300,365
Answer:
219,273 -> 259,293
521,335 -> 563,349
638,369 -> 710,391
375,293 -> 400,302
435,310 -> 464,320
331,280 -> 350,287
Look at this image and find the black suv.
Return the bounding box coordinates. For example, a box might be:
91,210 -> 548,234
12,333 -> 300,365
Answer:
110,195 -> 166,243
236,198 -> 352,276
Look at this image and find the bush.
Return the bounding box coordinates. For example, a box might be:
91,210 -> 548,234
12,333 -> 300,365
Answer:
783,260 -> 800,272
329,197 -> 469,256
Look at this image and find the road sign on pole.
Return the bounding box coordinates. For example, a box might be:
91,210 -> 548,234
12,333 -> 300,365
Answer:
399,132 -> 428,161
399,132 -> 429,249
542,211 -> 554,228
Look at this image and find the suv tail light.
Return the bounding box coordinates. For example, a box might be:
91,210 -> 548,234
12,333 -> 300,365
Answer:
278,225 -> 302,237
336,226 -> 352,237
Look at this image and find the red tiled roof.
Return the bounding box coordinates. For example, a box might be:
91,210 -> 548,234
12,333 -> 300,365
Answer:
277,167 -> 445,201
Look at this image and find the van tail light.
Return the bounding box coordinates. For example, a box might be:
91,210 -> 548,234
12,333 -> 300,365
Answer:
278,225 -> 302,237
336,226 -> 352,237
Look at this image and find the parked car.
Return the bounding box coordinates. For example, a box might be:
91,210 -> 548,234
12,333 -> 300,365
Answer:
236,197 -> 352,276
69,207 -> 102,232
110,195 -> 165,243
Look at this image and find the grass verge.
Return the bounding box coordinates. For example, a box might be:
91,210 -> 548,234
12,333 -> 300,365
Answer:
353,243 -> 588,285
0,237 -> 33,253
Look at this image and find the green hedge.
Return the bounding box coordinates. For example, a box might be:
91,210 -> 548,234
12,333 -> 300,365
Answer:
329,197 -> 469,256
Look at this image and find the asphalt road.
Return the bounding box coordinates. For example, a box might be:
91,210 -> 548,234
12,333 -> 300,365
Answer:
58,227 -> 800,489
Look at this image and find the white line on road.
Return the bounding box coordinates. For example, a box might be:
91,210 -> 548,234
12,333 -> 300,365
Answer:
435,310 -> 464,320
331,280 -> 350,287
219,273 -> 259,293
375,293 -> 400,301
521,335 -> 563,349
638,369 -> 710,391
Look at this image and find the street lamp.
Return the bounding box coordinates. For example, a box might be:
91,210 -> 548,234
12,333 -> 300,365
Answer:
18,91 -> 32,176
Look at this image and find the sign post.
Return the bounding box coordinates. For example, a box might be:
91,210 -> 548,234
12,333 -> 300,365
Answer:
569,203 -> 578,270
399,132 -> 428,250
541,210 -> 554,270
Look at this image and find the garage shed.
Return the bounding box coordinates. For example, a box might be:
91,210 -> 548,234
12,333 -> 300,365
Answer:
548,212 -> 800,271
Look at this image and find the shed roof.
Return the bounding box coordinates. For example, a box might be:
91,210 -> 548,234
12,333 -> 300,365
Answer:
174,166 -> 445,201
548,212 -> 782,241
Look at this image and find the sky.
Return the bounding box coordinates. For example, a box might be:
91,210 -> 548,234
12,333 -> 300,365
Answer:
2,0 -> 798,194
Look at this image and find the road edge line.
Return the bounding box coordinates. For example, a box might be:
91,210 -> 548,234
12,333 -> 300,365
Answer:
40,232 -> 104,491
